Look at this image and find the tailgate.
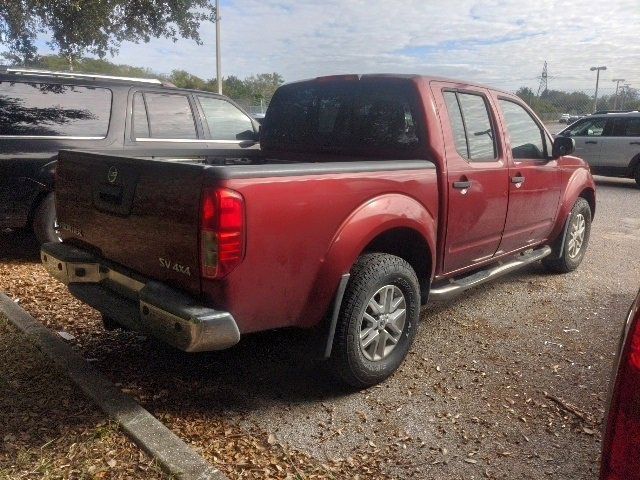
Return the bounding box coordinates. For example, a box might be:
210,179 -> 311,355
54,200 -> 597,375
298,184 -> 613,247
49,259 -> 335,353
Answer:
55,150 -> 204,295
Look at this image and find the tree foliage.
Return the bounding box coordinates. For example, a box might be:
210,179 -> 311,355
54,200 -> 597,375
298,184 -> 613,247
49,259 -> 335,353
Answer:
516,86 -> 640,120
0,0 -> 215,67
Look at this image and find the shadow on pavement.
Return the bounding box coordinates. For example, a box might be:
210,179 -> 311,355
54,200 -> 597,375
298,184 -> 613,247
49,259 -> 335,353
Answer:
0,230 -> 40,261
593,176 -> 638,190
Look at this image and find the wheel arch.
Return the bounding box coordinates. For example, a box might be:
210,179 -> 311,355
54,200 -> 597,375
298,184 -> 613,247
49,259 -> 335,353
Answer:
627,153 -> 640,178
362,227 -> 432,303
300,193 -> 437,329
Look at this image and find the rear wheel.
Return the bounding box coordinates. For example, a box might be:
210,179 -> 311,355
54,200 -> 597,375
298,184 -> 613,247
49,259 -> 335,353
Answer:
330,253 -> 420,388
543,197 -> 592,273
33,193 -> 61,244
634,164 -> 640,187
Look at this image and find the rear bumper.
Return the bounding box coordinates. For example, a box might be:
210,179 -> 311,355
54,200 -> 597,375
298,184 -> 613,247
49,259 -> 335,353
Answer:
40,242 -> 240,352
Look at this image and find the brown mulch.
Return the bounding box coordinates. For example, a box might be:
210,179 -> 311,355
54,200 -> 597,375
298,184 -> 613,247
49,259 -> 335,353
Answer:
0,234 -> 387,479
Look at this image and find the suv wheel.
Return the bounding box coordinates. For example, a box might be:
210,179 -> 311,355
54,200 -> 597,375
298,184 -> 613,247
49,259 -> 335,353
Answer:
330,253 -> 420,388
543,197 -> 592,273
635,164 -> 640,187
33,193 -> 61,244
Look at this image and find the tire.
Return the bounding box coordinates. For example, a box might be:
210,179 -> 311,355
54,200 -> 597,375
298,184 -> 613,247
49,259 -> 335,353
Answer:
634,164 -> 640,188
330,253 -> 421,388
543,197 -> 592,273
33,192 -> 61,244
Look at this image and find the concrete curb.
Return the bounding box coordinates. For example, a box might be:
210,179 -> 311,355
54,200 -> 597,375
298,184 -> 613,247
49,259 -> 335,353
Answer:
0,293 -> 226,480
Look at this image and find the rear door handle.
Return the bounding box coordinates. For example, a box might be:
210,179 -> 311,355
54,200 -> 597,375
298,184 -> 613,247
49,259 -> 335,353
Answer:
453,181 -> 471,189
585,140 -> 598,144
511,175 -> 525,184
630,141 -> 640,145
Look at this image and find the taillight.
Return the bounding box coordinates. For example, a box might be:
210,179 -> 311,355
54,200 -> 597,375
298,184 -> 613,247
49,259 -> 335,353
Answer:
200,188 -> 245,279
601,298 -> 640,480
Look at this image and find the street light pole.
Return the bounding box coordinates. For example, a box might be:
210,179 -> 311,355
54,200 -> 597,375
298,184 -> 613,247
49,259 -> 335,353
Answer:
215,0 -> 222,94
590,66 -> 607,113
612,78 -> 625,110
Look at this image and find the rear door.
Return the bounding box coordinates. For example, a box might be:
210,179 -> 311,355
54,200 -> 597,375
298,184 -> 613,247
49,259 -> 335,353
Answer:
495,97 -> 561,253
600,116 -> 640,173
432,83 -> 509,274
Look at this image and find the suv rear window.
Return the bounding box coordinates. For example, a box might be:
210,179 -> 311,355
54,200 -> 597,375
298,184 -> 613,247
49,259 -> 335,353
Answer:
262,80 -> 421,156
0,81 -> 111,137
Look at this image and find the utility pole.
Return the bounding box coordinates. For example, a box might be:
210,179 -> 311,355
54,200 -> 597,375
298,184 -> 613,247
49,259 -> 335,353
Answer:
621,84 -> 632,110
536,61 -> 548,97
590,66 -> 607,113
215,0 -> 222,94
612,78 -> 625,110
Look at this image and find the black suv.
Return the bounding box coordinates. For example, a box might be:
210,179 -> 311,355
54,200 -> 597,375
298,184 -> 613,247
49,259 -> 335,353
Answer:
0,67 -> 259,242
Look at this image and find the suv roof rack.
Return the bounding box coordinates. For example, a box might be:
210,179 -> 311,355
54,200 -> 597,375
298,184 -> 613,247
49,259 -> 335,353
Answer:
4,67 -> 164,85
593,109 -> 639,115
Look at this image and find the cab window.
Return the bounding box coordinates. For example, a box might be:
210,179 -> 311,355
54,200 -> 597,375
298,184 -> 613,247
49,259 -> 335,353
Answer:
499,99 -> 546,159
442,91 -> 496,161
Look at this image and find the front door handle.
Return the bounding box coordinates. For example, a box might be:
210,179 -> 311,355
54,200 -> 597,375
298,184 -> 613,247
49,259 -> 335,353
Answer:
511,175 -> 525,184
630,141 -> 640,145
453,181 -> 471,189
585,140 -> 598,144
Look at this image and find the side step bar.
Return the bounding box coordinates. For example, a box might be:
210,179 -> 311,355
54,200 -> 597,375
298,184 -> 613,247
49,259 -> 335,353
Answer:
429,246 -> 552,301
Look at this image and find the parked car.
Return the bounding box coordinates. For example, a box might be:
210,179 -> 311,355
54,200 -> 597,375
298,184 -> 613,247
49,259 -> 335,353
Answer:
557,112 -> 640,186
600,287 -> 640,479
41,74 -> 596,388
559,113 -> 571,123
0,67 -> 259,243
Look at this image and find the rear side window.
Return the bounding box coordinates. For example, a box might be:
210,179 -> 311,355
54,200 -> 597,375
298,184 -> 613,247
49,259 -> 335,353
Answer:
499,99 -> 546,159
611,117 -> 640,137
624,118 -> 640,136
198,96 -> 254,140
0,81 -> 111,137
143,92 -> 197,139
262,80 -> 421,156
443,91 -> 496,161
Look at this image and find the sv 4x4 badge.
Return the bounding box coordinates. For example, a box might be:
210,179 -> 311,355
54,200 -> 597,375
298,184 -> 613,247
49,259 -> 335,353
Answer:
159,258 -> 191,276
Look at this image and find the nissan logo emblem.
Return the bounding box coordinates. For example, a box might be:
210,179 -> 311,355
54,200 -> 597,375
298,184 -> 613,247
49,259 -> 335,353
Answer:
107,166 -> 118,183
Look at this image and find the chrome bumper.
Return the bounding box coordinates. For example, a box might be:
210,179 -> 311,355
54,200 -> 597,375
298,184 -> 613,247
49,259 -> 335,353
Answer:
41,243 -> 240,352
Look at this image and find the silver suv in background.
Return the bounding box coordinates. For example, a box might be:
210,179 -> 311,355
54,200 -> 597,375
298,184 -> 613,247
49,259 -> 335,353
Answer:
558,111 -> 640,186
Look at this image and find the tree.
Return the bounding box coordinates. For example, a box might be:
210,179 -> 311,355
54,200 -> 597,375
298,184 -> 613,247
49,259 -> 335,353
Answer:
243,73 -> 285,103
167,69 -> 208,90
0,1 -> 215,68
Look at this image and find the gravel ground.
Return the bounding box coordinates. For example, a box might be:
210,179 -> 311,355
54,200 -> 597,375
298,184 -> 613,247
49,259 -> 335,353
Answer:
1,176 -> 638,479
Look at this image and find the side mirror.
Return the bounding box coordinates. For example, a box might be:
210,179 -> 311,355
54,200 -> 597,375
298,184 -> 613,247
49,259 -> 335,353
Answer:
552,136 -> 575,158
236,129 -> 260,142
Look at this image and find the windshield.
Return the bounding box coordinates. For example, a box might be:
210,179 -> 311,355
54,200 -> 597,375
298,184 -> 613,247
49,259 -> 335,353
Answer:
261,79 -> 423,157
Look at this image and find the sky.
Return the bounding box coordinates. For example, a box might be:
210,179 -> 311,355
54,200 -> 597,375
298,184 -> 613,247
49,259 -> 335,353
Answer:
11,0 -> 640,93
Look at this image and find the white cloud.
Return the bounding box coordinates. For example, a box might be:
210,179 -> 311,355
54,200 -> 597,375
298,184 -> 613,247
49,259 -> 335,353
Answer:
7,0 -> 640,92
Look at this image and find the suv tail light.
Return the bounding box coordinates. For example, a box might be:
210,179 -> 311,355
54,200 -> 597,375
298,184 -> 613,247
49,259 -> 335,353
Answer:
601,296 -> 640,480
200,188 -> 245,279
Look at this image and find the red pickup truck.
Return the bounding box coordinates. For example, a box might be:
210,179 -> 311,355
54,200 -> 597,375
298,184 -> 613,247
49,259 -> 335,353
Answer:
42,74 -> 596,388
